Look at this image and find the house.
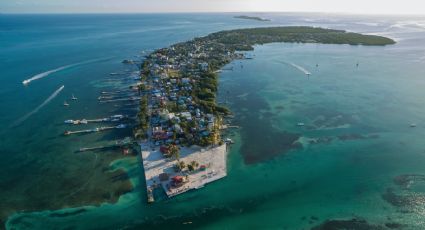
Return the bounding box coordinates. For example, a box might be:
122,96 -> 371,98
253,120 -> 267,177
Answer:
171,176 -> 187,187
152,126 -> 162,134
174,124 -> 182,133
180,112 -> 192,120
159,173 -> 169,181
160,146 -> 169,154
199,62 -> 209,71
181,78 -> 190,84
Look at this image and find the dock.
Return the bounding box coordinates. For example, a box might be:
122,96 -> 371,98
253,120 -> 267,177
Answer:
220,124 -> 240,130
64,124 -> 127,136
98,97 -> 140,104
78,146 -> 111,152
77,137 -> 134,152
64,115 -> 128,125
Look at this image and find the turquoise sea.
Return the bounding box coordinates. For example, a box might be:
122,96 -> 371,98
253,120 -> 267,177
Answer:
1,13 -> 425,229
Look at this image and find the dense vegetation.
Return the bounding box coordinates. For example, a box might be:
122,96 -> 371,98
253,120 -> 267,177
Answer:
136,95 -> 149,139
203,26 -> 396,50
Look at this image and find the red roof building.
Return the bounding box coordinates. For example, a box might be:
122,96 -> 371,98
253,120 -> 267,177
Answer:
160,146 -> 169,154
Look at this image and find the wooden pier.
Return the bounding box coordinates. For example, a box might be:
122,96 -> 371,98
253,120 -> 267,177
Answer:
64,124 -> 127,136
220,124 -> 240,130
98,97 -> 140,104
64,126 -> 115,135
78,137 -> 134,152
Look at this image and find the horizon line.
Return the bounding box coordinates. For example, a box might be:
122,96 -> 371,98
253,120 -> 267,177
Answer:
1,11 -> 425,17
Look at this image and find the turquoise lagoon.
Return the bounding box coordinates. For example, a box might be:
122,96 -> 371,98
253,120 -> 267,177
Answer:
1,13 -> 425,229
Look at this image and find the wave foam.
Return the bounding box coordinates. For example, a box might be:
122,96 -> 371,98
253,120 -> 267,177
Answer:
11,85 -> 65,127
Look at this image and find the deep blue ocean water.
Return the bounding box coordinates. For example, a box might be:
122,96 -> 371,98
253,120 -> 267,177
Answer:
1,13 -> 425,229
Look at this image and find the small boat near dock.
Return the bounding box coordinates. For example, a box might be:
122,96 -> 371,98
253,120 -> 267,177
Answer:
225,138 -> 234,144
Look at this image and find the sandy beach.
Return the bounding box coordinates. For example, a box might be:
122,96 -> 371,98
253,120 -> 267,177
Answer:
140,143 -> 227,200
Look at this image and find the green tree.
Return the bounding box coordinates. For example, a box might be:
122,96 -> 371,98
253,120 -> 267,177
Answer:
178,161 -> 186,171
169,144 -> 180,161
189,161 -> 199,171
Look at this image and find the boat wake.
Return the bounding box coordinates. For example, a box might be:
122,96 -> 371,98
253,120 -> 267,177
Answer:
11,85 -> 65,127
22,57 -> 111,86
288,62 -> 311,76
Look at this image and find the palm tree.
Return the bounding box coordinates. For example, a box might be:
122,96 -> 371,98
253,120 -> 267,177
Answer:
178,161 -> 186,171
169,144 -> 180,161
190,160 -> 199,170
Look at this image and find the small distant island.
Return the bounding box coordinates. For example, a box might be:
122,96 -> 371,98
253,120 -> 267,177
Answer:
234,15 -> 271,22
136,26 -> 395,203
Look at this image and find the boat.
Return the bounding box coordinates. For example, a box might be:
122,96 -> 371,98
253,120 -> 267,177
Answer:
64,101 -> 69,106
22,80 -> 30,85
122,59 -> 135,64
110,114 -> 125,119
71,94 -> 78,100
297,122 -> 305,126
116,124 -> 127,129
64,120 -> 74,124
225,138 -> 234,144
410,123 -> 417,127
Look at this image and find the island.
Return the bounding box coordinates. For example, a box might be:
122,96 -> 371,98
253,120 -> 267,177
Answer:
135,26 -> 395,202
234,15 -> 271,21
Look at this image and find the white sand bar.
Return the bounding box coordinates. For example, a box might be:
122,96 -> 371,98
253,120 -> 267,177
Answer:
140,144 -> 228,200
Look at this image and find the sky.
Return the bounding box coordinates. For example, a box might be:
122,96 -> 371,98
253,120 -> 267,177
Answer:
1,0 -> 424,15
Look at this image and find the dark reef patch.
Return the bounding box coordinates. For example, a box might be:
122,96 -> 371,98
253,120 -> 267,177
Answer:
337,133 -> 380,141
233,92 -> 300,164
382,173 -> 425,209
275,105 -> 285,111
311,218 -> 390,230
393,174 -> 425,189
49,208 -> 87,218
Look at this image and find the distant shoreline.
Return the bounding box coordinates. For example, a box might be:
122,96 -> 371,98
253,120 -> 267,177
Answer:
234,15 -> 271,21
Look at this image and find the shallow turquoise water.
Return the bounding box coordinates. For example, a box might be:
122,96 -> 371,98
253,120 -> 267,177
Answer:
2,13 -> 425,229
